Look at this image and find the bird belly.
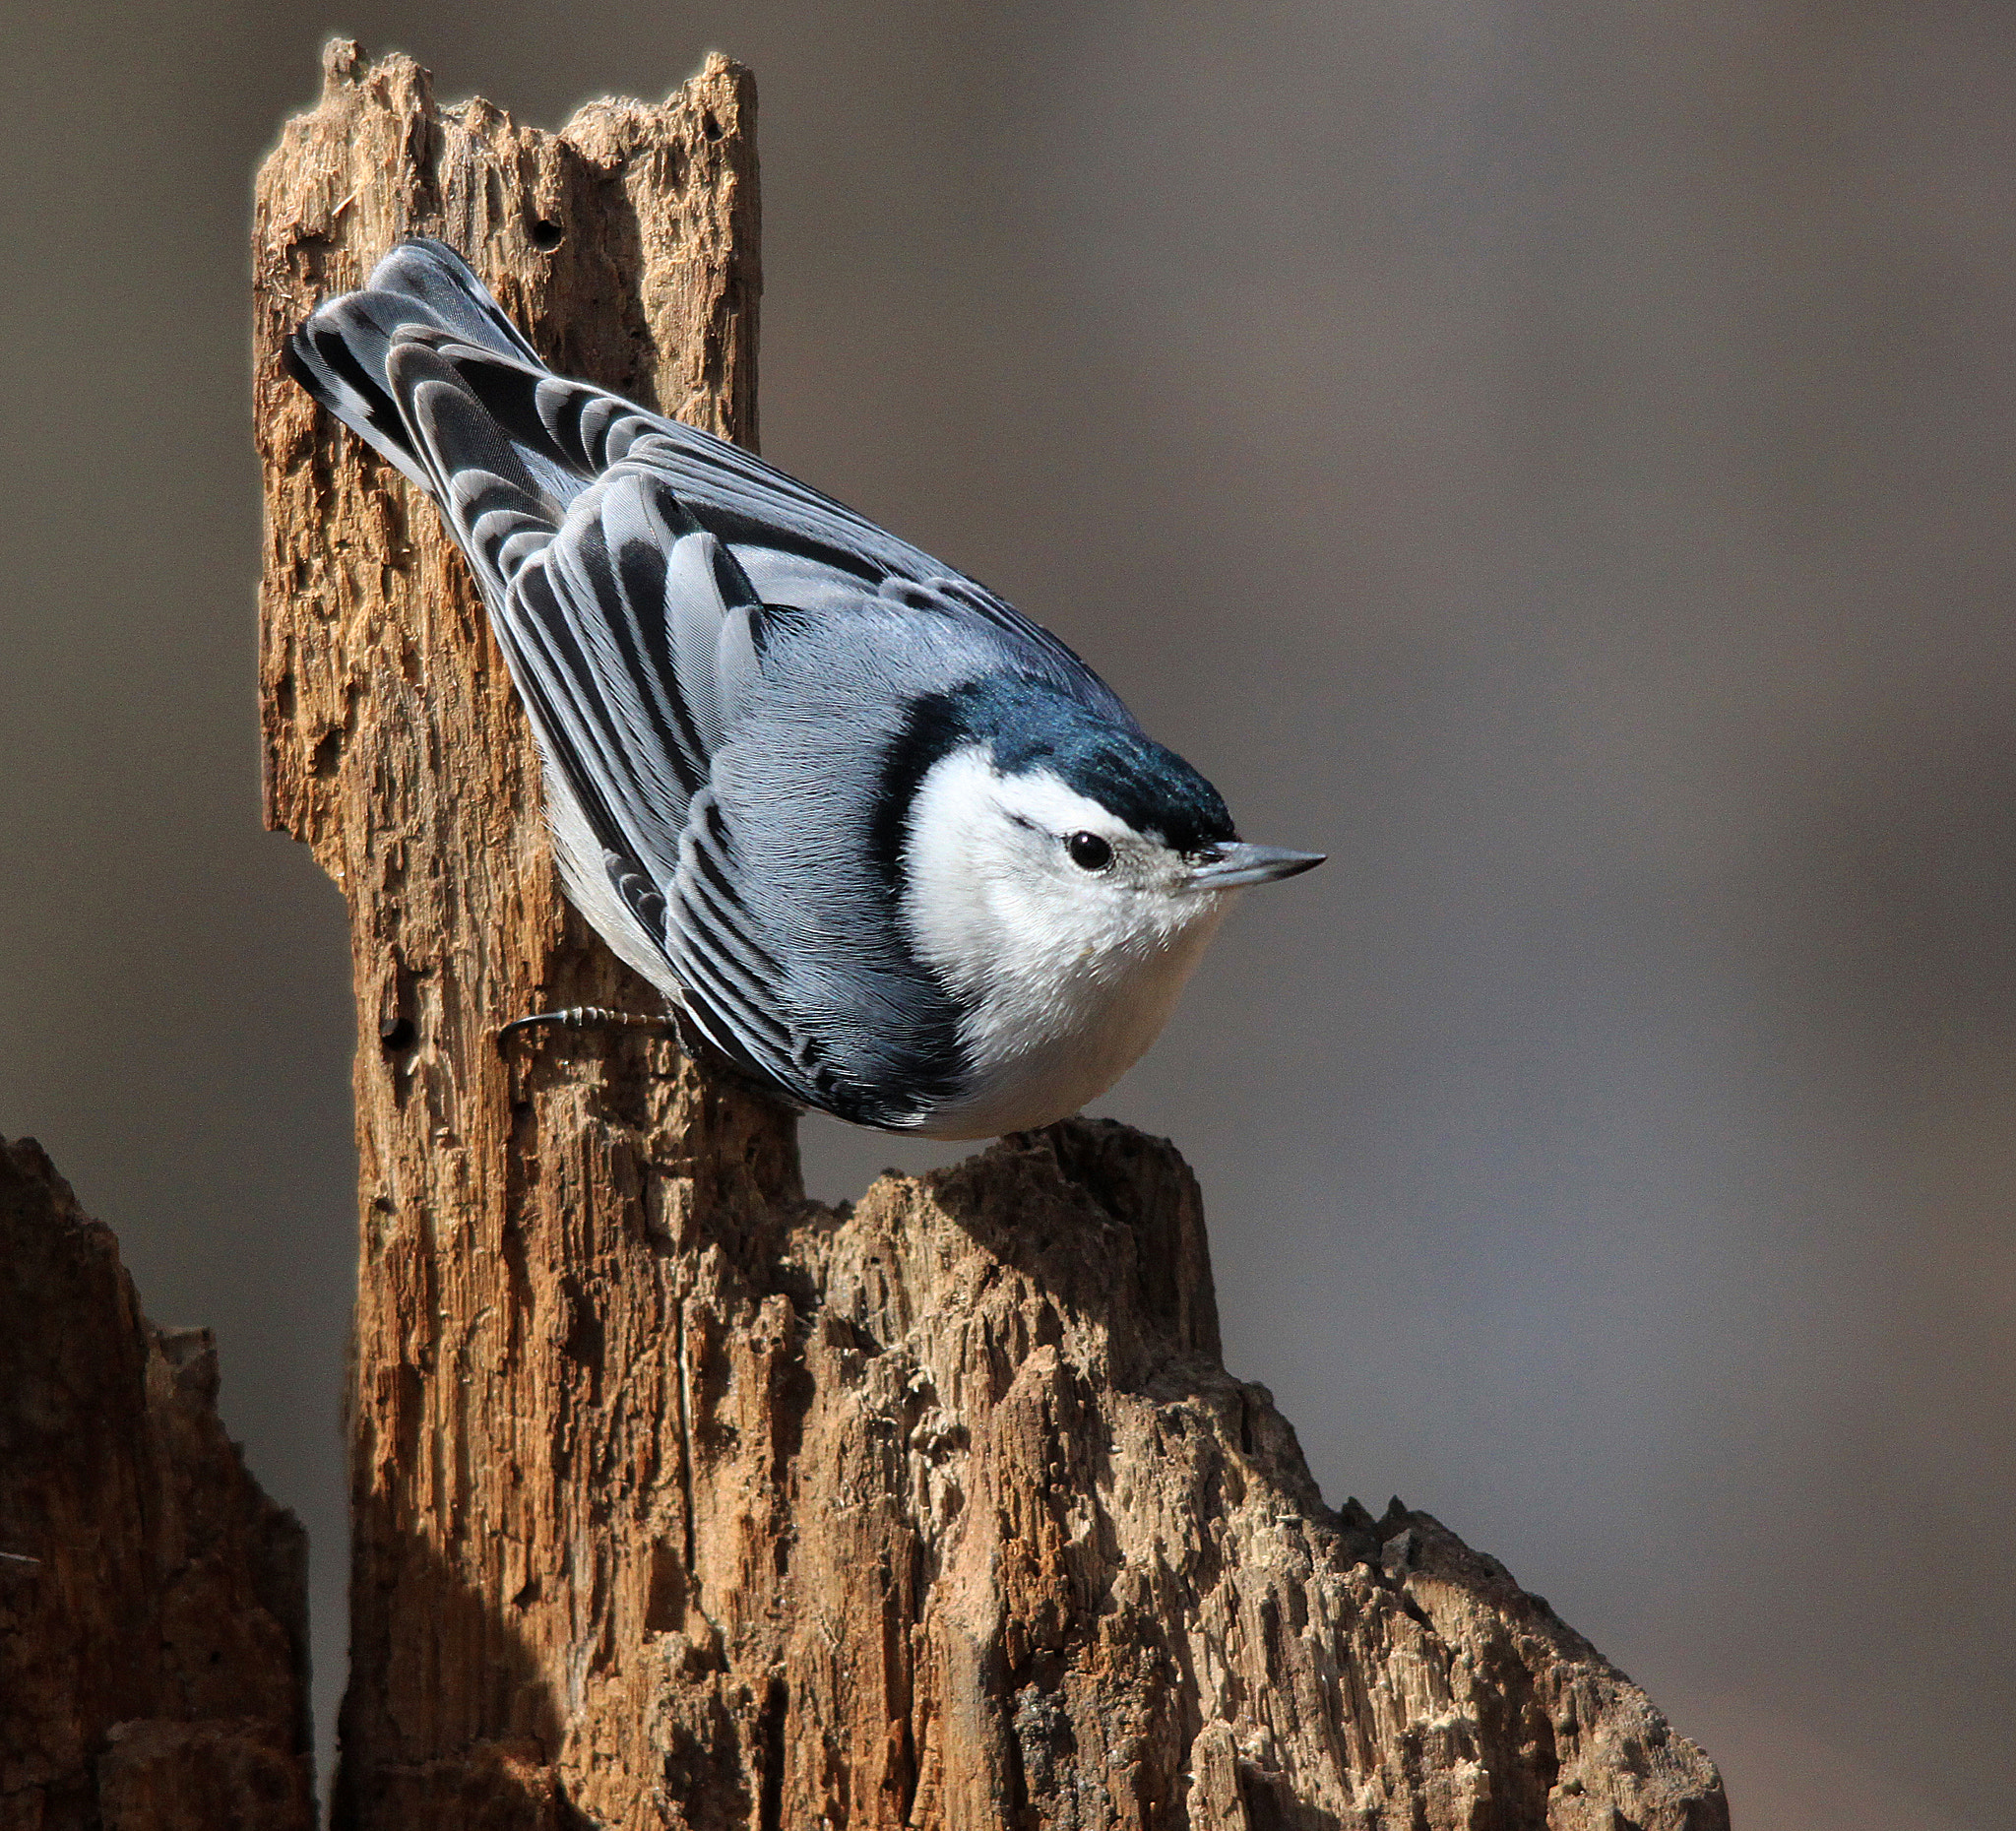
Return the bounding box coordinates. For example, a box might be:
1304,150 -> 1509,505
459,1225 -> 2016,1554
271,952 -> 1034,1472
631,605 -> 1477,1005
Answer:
913,910 -> 1226,1140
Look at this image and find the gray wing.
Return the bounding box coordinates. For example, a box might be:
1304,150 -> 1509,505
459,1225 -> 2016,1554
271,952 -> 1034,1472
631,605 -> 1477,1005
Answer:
370,343 -> 813,1101
501,475 -> 843,1107
369,329 -> 1136,727
288,238 -> 1109,710
624,430 -> 1130,723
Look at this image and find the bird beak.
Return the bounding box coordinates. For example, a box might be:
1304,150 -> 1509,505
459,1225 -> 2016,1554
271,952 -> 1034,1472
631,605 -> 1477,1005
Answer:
1186,843 -> 1327,889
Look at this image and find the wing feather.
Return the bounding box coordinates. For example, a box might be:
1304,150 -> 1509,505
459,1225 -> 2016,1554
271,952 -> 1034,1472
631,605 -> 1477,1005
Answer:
662,789 -> 822,1104
369,327 -> 1127,720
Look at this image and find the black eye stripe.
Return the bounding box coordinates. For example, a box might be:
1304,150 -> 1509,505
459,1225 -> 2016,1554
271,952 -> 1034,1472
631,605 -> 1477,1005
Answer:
1066,831 -> 1113,871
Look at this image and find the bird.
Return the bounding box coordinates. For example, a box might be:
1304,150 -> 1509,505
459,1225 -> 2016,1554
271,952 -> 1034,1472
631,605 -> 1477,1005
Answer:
286,239 -> 1322,1139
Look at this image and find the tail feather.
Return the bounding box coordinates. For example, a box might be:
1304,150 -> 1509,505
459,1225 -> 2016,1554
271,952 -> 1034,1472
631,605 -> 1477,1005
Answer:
349,239 -> 543,364
390,344 -> 560,593
284,238 -> 549,492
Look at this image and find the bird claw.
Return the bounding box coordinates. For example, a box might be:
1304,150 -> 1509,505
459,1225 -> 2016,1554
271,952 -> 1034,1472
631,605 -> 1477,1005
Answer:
497,1006 -> 678,1046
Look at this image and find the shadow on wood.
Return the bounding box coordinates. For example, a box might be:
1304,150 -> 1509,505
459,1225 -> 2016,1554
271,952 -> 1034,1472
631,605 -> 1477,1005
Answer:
0,1139 -> 314,1830
252,39 -> 1729,1831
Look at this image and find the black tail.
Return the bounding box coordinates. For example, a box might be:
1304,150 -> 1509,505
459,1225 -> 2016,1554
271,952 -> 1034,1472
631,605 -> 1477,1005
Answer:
284,238 -> 546,489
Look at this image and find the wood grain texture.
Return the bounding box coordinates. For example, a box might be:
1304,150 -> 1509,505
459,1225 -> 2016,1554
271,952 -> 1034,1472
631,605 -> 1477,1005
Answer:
0,1139 -> 312,1831
253,42 -> 1729,1831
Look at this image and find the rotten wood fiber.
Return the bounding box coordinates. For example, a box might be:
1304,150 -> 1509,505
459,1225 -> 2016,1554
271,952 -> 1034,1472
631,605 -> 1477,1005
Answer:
253,40 -> 1729,1831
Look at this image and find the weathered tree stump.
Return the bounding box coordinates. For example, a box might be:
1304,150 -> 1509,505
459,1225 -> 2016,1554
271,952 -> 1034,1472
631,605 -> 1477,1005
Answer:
252,41 -> 1729,1831
0,1139 -> 313,1831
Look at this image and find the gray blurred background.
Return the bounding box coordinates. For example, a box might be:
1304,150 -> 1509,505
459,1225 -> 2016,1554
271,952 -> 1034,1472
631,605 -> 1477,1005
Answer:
4,2 -> 2011,1824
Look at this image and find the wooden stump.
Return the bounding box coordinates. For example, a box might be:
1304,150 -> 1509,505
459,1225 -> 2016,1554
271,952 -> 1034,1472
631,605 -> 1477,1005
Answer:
0,1139 -> 313,1831
253,41 -> 1729,1831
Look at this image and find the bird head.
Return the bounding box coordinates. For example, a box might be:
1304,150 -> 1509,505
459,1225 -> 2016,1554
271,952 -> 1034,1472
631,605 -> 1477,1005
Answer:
889,676 -> 1323,1005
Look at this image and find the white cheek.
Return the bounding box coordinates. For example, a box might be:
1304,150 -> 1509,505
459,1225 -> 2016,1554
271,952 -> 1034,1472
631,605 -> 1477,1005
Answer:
902,754 -> 1138,991
901,751 -> 1231,1134
900,750 -> 1035,992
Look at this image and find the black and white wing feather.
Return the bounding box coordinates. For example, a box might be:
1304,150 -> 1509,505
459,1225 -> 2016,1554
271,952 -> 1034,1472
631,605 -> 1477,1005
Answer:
294,248 -> 1131,726
408,382 -> 820,1104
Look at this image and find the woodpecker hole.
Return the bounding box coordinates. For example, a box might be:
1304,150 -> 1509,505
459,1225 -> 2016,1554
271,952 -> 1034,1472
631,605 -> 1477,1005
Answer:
530,218 -> 564,250
379,1016 -> 416,1052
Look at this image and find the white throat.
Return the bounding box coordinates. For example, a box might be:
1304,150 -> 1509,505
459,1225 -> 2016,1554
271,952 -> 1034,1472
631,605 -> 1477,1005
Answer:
900,749 -> 1231,1138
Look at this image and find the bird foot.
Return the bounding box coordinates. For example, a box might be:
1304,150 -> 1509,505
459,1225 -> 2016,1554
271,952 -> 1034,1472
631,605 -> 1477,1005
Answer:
497,1005 -> 679,1046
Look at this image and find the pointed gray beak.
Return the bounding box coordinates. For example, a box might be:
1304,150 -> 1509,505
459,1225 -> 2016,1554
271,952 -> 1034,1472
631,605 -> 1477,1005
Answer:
1186,843 -> 1327,889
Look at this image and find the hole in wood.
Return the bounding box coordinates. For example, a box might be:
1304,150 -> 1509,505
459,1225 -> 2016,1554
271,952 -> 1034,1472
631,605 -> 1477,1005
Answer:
530,218 -> 564,250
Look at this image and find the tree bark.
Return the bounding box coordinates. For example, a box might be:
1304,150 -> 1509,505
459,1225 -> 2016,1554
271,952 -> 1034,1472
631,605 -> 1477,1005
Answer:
0,1139 -> 313,1831
253,42 -> 1730,1831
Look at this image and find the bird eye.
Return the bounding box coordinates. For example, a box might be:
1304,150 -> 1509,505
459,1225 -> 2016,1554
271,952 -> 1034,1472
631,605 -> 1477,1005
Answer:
1066,831 -> 1113,871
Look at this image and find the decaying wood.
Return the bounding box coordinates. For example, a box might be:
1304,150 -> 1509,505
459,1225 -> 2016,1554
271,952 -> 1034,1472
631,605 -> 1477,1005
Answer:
0,1138 -> 312,1831
253,41 -> 1729,1831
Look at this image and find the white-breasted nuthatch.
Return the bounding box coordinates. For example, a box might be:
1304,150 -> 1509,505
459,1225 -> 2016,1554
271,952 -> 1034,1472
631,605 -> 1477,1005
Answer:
287,240 -> 1322,1138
